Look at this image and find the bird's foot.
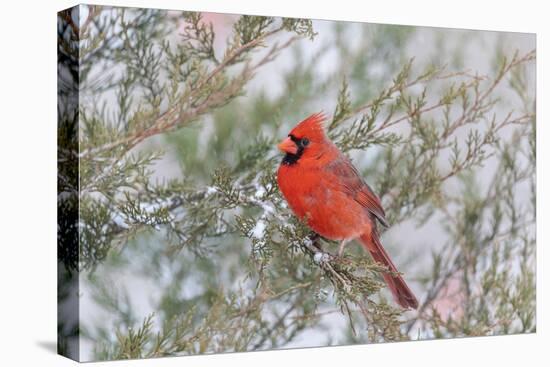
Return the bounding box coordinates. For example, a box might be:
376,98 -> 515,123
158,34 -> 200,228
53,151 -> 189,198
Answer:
337,239 -> 349,257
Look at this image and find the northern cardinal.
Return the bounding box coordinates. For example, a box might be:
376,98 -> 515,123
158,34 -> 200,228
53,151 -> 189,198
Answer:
276,112 -> 418,309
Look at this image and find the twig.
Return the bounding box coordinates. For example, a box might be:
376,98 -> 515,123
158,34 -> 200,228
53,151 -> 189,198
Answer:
79,26 -> 295,159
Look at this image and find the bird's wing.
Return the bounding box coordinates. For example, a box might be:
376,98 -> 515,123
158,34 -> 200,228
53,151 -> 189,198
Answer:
324,156 -> 389,227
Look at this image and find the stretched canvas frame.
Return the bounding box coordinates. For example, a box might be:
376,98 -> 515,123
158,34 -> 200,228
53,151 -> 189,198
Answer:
58,4 -> 536,362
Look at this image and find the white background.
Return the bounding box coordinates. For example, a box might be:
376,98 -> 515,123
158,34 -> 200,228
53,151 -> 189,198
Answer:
0,0 -> 546,366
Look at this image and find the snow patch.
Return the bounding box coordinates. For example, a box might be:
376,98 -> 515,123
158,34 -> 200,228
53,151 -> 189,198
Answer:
313,252 -> 330,264
254,186 -> 266,199
111,213 -> 129,229
57,191 -> 74,201
251,219 -> 266,239
205,186 -> 218,196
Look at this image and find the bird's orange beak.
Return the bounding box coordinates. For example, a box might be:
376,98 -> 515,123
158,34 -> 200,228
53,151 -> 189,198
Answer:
277,137 -> 298,155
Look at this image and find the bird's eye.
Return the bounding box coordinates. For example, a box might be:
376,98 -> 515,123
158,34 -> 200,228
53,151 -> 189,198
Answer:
301,138 -> 310,147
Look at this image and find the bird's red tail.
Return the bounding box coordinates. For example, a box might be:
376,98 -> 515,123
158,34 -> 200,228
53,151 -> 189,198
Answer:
359,231 -> 418,309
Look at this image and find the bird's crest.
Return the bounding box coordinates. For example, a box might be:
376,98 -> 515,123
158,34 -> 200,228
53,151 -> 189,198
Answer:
289,112 -> 327,141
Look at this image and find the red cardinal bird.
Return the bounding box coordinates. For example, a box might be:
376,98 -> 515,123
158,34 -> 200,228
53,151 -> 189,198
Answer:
276,112 -> 418,309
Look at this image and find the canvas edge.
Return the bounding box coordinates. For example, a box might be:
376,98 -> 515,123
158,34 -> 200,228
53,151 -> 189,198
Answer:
57,4 -> 81,362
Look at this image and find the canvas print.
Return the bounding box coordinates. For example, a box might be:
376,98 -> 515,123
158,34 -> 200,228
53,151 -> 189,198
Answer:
57,4 -> 536,362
